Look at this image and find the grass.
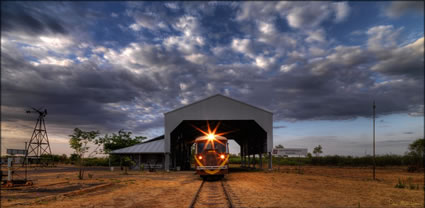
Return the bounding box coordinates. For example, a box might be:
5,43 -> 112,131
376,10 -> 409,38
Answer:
109,179 -> 121,183
228,154 -> 422,167
395,178 -> 405,189
395,177 -> 420,190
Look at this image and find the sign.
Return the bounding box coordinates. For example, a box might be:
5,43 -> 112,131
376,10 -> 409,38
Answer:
7,149 -> 27,155
272,148 -> 308,157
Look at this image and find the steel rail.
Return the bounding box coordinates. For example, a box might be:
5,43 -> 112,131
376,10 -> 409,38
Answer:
188,180 -> 205,208
221,180 -> 234,208
188,178 -> 234,208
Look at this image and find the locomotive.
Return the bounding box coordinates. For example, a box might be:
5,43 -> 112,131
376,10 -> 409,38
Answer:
194,134 -> 229,178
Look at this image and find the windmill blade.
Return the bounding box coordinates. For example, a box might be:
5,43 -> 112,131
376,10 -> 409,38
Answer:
31,107 -> 44,114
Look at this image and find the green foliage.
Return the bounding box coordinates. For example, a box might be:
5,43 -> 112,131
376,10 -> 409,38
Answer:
275,144 -> 284,148
406,138 -> 424,169
310,154 -> 409,166
69,128 -> 100,156
270,154 -> 420,167
273,156 -> 307,166
69,128 -> 100,180
229,155 -> 241,164
98,129 -> 146,153
408,138 -> 424,156
70,154 -> 80,163
121,156 -> 135,174
32,154 -> 109,166
82,157 -> 109,166
122,156 -> 135,167
394,177 -> 420,190
313,145 -> 323,157
39,154 -> 53,166
395,178 -> 405,188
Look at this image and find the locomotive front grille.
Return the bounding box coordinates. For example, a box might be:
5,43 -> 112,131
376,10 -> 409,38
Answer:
205,152 -> 218,166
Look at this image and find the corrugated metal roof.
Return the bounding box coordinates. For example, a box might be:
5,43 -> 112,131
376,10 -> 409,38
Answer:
164,94 -> 273,115
110,138 -> 164,154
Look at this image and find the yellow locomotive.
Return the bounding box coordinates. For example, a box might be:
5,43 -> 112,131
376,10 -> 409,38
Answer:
194,134 -> 229,178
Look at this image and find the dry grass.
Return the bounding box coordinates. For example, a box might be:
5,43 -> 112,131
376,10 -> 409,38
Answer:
227,165 -> 424,207
1,165 -> 423,207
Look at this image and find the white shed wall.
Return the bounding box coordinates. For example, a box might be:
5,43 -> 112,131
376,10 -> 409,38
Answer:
164,95 -> 273,153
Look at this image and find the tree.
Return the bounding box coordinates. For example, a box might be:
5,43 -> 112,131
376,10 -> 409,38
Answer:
121,156 -> 135,174
97,130 -> 146,171
313,145 -> 323,157
275,144 -> 284,149
69,128 -> 100,179
98,129 -> 146,153
407,138 -> 424,169
306,152 -> 312,159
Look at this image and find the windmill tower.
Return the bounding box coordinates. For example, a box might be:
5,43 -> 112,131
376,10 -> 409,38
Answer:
24,107 -> 52,163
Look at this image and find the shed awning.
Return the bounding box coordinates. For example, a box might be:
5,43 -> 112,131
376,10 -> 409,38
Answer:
110,137 -> 165,154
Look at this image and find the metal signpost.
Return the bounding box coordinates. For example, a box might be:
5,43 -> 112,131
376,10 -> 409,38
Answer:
272,148 -> 308,174
272,148 -> 308,157
7,149 -> 27,155
4,148 -> 32,187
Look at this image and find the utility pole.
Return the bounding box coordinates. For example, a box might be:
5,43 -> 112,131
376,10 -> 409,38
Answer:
373,100 -> 376,180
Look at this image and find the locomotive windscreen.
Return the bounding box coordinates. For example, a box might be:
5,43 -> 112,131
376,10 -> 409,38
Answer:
197,141 -> 226,153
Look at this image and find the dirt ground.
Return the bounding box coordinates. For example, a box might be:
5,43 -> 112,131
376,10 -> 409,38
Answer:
1,165 -> 423,208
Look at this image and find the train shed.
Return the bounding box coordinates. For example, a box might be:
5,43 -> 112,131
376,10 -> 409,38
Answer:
164,94 -> 273,171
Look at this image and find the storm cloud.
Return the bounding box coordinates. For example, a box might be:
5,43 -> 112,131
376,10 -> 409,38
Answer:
1,2 -> 423,154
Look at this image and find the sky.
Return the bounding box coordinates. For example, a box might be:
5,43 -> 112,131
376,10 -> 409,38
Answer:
1,1 -> 424,156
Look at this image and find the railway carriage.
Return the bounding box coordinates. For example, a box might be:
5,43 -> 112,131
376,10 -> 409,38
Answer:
194,134 -> 229,178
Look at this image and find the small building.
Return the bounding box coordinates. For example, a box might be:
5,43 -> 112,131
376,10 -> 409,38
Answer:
110,135 -> 165,170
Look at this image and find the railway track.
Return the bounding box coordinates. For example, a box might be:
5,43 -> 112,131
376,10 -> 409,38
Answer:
189,179 -> 234,208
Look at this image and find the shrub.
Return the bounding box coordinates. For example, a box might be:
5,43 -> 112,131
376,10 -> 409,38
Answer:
395,178 -> 405,189
82,157 -> 109,166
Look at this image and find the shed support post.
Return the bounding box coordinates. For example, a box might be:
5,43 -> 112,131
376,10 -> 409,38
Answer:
247,155 -> 250,168
244,155 -> 247,167
243,145 -> 246,167
120,155 -> 123,171
240,145 -> 244,167
165,153 -> 170,172
259,153 -> 263,169
138,154 -> 141,170
268,152 -> 272,170
253,154 -> 256,169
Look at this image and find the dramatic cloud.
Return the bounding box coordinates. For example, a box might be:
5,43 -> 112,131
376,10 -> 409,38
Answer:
386,1 -> 424,18
1,2 -> 423,155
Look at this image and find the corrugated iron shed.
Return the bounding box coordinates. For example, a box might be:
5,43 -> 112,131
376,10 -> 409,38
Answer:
110,136 -> 165,154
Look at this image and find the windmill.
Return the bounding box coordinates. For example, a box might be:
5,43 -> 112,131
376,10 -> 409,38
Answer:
23,107 -> 52,164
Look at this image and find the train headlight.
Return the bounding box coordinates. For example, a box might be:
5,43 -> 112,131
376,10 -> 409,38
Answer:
207,134 -> 215,140
220,154 -> 225,159
198,155 -> 203,160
